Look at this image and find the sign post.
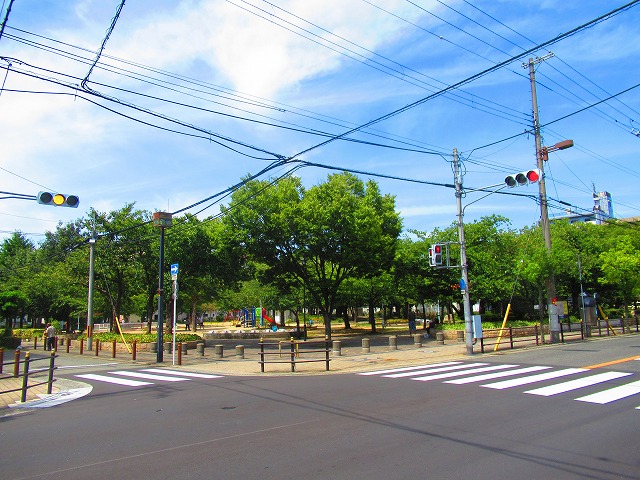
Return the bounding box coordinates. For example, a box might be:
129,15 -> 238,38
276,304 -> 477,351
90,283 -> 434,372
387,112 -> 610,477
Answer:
171,263 -> 179,366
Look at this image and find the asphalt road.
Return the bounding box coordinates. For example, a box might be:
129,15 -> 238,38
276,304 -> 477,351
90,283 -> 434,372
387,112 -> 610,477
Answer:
1,336 -> 639,480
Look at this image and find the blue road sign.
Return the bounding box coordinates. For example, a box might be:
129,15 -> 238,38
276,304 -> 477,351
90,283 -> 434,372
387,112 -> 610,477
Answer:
170,264 -> 179,276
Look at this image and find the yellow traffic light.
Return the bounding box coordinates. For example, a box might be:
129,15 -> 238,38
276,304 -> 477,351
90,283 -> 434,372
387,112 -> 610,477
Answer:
37,191 -> 80,208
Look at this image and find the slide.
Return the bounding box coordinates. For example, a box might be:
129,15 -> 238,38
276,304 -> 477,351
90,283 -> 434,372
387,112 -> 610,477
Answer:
262,308 -> 275,325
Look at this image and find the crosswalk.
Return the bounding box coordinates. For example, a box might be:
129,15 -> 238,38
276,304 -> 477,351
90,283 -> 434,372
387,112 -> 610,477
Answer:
358,361 -> 640,411
75,369 -> 223,387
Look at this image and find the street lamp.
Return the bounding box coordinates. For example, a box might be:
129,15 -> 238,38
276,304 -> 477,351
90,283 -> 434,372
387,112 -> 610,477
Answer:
153,211 -> 172,362
536,139 -> 574,343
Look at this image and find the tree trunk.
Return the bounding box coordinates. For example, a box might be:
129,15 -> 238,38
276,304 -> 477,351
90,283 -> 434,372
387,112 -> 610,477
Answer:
341,306 -> 351,330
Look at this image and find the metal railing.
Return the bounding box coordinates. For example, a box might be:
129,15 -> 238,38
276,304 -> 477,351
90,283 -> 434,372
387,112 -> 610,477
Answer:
259,337 -> 331,372
479,326 -> 540,353
0,349 -> 57,403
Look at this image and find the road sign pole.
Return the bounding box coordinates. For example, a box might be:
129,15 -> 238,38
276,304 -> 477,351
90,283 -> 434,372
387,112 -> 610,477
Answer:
172,278 -> 178,366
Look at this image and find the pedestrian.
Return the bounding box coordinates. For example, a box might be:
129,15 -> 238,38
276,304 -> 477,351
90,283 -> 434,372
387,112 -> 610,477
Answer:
408,306 -> 417,336
45,323 -> 56,351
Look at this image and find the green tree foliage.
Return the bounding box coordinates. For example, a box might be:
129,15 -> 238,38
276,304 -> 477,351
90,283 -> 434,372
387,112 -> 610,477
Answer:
223,173 -> 402,337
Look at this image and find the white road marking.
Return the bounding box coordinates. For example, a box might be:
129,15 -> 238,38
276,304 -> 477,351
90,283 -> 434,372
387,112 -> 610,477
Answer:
76,373 -> 152,386
142,368 -> 223,379
575,379 -> 640,404
357,362 -> 462,376
412,364 -> 519,382
481,368 -> 587,390
525,371 -> 633,396
445,366 -> 552,384
384,363 -> 488,378
109,371 -> 189,382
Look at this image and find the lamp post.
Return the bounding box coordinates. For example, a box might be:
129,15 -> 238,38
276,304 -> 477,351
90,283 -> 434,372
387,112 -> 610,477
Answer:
153,212 -> 172,362
535,139 -> 574,343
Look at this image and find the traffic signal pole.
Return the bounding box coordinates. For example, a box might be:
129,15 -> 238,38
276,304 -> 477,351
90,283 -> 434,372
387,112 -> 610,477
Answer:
453,149 -> 474,355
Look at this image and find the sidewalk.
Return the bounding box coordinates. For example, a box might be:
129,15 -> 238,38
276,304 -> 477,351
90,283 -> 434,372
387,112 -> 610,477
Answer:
1,336 -> 469,412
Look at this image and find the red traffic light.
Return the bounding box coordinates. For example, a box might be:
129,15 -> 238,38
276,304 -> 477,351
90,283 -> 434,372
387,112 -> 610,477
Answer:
505,169 -> 541,188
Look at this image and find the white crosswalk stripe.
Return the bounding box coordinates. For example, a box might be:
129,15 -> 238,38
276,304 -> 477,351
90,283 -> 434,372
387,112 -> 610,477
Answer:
525,371 -> 633,396
575,379 -> 640,404
358,362 -> 640,411
75,369 -> 224,387
76,373 -> 152,387
481,368 -> 587,390
412,364 -> 519,382
445,365 -> 552,384
384,362 -> 488,378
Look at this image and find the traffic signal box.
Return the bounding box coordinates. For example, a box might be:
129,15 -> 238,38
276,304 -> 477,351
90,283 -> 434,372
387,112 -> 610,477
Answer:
429,243 -> 444,267
37,191 -> 79,208
504,168 -> 541,188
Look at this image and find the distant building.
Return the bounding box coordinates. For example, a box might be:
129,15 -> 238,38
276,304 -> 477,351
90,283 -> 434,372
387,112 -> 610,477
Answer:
554,191 -> 614,225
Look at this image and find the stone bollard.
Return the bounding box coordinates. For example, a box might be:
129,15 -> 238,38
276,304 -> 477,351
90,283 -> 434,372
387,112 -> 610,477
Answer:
150,342 -> 157,353
214,344 -> 224,359
414,334 -> 422,348
332,340 -> 342,356
181,342 -> 188,355
362,338 -> 370,353
389,335 -> 397,350
456,330 -> 464,342
236,345 -> 245,359
196,342 -> 205,356
436,331 -> 445,345
164,342 -> 172,354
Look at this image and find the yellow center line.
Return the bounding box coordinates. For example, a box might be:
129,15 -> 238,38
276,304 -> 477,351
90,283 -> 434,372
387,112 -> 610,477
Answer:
583,356 -> 640,369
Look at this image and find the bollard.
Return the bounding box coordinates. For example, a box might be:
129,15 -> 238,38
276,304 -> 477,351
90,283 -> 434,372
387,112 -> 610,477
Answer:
0,347 -> 3,374
21,352 -> 30,403
196,342 -> 205,356
132,340 -> 137,360
362,337 -> 370,353
150,342 -> 157,353
80,338 -> 84,355
13,349 -> 20,377
236,345 -> 245,359
60,337 -> 65,346
164,342 -> 172,354
456,330 -> 464,342
332,340 -> 342,356
177,342 -> 182,365
389,335 -> 397,350
66,338 -> 70,353
95,339 -> 100,356
34,337 -> 38,350
181,342 -> 188,355
214,344 -> 224,359
436,331 -> 445,345
112,340 -> 117,358
414,334 -> 422,348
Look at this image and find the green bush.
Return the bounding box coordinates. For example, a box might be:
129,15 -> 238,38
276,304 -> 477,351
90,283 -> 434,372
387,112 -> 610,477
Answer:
11,328 -> 45,339
76,332 -> 202,344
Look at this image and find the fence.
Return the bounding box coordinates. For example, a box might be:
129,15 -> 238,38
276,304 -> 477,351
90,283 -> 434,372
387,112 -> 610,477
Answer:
479,326 -> 540,353
259,337 -> 331,372
0,348 -> 57,403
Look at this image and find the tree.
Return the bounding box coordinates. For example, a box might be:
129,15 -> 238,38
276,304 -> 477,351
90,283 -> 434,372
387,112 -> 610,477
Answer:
224,172 -> 402,338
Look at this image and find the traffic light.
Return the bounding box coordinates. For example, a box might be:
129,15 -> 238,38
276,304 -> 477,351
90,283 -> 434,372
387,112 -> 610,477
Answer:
429,244 -> 443,266
504,168 -> 541,188
36,191 -> 80,208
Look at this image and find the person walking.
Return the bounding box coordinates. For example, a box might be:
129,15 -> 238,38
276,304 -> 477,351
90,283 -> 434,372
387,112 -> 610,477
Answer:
408,306 -> 417,336
45,323 -> 56,351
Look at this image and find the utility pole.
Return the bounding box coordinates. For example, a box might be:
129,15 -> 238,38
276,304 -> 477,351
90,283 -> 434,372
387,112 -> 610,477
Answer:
453,149 -> 474,355
526,53 -> 560,343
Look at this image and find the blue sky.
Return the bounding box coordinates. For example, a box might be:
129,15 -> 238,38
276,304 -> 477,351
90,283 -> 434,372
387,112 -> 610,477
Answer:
1,0 -> 639,243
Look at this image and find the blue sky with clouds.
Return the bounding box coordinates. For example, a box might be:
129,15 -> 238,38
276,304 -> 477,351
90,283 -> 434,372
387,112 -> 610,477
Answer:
1,0 -> 639,243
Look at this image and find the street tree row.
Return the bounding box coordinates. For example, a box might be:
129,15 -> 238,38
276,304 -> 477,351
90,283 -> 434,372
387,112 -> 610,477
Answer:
1,172 -> 638,338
